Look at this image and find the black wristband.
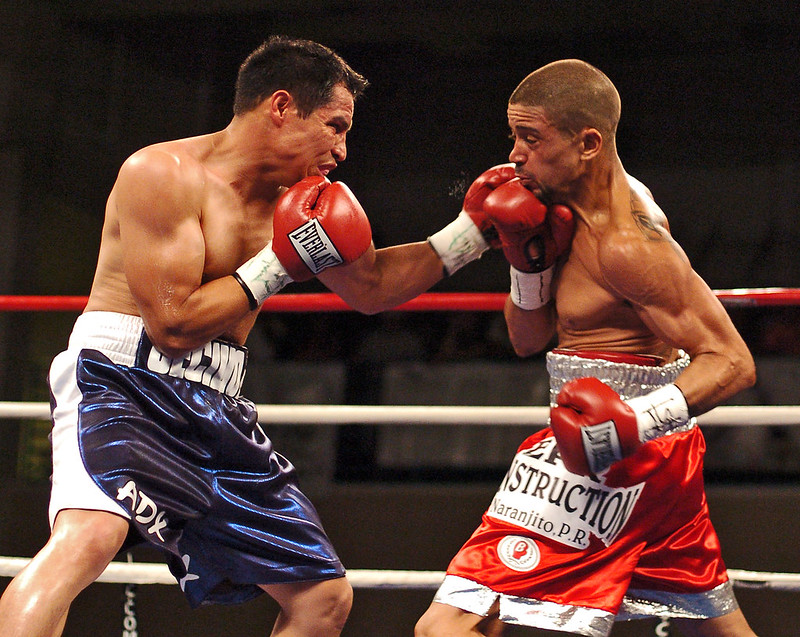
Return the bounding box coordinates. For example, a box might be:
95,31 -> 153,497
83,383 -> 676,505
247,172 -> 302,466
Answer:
232,272 -> 259,311
426,237 -> 451,278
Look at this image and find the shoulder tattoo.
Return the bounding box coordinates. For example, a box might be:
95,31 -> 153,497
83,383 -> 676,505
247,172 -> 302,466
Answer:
630,192 -> 666,241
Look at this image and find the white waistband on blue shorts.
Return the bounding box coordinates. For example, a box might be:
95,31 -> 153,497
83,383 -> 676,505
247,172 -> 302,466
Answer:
67,311 -> 144,367
67,311 -> 247,397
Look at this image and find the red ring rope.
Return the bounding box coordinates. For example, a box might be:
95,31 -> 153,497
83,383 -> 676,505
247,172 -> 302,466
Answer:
0,288 -> 799,313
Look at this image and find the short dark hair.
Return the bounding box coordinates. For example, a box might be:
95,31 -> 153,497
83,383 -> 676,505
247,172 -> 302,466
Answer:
234,35 -> 368,117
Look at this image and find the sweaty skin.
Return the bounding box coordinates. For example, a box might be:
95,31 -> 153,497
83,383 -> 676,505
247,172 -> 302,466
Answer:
84,85 -> 442,360
416,62 -> 758,637
0,73 -> 449,637
556,178 -> 684,359
503,107 -> 754,417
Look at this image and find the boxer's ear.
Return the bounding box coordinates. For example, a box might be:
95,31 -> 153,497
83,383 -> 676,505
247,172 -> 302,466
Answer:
268,90 -> 294,125
578,127 -> 602,160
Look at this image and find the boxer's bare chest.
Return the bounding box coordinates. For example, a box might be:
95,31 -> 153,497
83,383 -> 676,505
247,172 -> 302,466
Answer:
554,227 -> 666,355
198,178 -> 279,283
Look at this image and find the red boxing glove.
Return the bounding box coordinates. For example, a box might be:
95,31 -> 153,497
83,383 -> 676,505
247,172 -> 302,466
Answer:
272,176 -> 373,281
482,180 -> 574,273
461,163 -> 518,248
550,377 -> 641,476
427,164 -> 517,275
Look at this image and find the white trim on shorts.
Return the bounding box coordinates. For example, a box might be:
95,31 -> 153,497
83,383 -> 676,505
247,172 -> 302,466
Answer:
48,312 -> 147,527
618,581 -> 738,620
434,575 -> 615,637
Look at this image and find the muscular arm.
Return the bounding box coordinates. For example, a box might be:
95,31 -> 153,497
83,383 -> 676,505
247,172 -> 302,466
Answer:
115,150 -> 254,357
601,225 -> 755,415
504,297 -> 557,357
318,241 -> 445,314
271,175 -> 485,314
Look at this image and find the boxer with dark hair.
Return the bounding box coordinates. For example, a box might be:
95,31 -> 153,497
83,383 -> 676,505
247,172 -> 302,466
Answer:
0,36 -> 507,637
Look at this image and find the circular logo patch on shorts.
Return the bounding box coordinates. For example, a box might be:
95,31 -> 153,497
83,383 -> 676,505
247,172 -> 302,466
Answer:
497,535 -> 541,572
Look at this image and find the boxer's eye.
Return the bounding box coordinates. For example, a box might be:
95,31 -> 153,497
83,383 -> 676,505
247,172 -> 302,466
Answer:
509,131 -> 537,146
516,137 -> 536,147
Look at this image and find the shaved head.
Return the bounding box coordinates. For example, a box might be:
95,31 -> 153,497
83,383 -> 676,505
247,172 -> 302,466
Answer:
510,59 -> 621,141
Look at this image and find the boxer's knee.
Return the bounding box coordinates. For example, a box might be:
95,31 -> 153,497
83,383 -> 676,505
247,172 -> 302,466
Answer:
313,577 -> 353,632
415,602 -> 480,637
49,509 -> 129,576
674,608 -> 758,637
414,609 -> 438,637
263,576 -> 353,635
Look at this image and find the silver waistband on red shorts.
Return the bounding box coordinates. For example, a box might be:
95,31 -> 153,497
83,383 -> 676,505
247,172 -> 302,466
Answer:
546,349 -> 691,403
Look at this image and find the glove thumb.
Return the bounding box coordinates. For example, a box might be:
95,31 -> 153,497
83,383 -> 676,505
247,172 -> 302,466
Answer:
278,176 -> 331,214
548,205 -> 576,255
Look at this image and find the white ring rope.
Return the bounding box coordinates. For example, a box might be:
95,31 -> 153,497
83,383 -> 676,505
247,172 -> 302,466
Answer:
2,402 -> 800,426
0,556 -> 447,588
0,557 -> 798,591
2,402 -> 799,593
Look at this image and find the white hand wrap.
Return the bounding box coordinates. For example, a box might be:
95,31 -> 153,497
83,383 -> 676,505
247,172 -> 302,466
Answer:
509,264 -> 554,310
427,211 -> 489,275
233,241 -> 293,310
626,383 -> 692,443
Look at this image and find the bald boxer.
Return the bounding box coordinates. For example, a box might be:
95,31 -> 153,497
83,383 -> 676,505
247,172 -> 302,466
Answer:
416,60 -> 759,637
0,37 -> 503,637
